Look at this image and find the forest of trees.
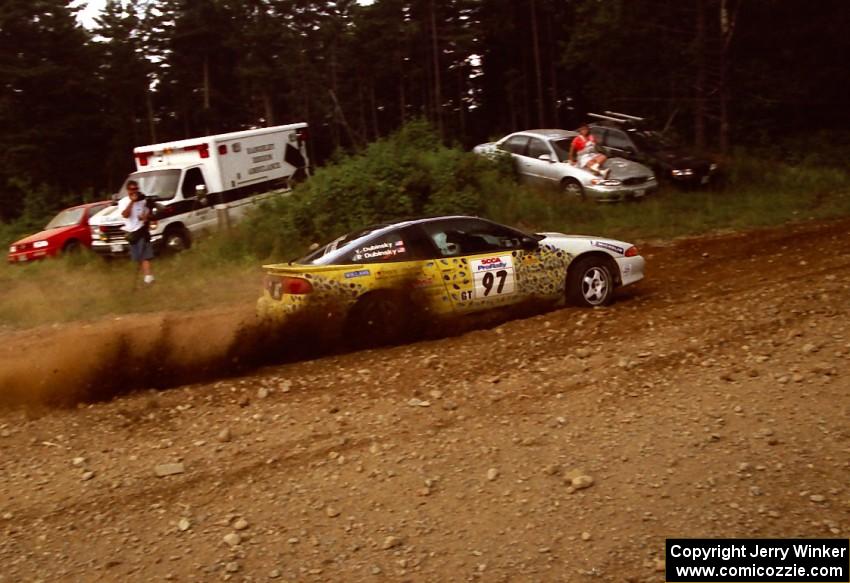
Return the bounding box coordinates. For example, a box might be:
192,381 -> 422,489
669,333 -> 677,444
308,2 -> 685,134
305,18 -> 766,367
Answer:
1,0 -> 847,221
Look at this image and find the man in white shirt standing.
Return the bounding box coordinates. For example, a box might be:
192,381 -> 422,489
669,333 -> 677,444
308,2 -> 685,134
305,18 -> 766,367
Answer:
118,180 -> 155,285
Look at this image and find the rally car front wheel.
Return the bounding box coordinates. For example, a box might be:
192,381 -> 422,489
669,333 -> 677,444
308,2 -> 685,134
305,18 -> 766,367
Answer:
566,256 -> 615,307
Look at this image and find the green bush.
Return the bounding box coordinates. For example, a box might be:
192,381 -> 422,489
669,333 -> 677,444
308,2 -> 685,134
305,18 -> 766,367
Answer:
240,119 -> 517,260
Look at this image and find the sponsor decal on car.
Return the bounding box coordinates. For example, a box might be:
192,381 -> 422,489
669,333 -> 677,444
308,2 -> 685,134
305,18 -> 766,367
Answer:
591,240 -> 625,254
344,269 -> 370,279
470,255 -> 516,298
473,256 -> 510,271
352,240 -> 407,261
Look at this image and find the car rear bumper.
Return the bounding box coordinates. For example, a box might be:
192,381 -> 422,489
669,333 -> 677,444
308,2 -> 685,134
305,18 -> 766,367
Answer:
615,256 -> 645,287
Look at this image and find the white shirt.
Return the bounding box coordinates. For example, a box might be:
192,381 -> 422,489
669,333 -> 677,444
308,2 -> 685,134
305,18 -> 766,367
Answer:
118,196 -> 149,233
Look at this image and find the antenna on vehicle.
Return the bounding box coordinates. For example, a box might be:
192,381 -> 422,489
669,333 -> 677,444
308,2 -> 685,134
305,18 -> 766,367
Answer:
604,111 -> 645,122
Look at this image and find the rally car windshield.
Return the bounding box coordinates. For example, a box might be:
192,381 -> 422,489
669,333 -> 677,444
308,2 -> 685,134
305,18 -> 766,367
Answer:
45,208 -> 85,229
121,170 -> 181,201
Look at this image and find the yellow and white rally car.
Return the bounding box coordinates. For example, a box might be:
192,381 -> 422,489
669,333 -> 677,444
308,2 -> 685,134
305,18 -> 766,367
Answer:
258,216 -> 644,342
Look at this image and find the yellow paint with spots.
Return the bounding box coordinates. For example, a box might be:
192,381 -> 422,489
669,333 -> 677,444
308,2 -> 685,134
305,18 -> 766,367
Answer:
257,245 -> 572,323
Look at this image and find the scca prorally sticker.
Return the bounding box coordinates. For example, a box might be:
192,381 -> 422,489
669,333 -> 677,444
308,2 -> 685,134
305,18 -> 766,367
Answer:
470,255 -> 516,298
591,240 -> 625,254
344,269 -> 370,279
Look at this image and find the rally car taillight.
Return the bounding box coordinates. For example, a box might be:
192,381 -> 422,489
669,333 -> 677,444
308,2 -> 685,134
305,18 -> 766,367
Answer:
265,275 -> 313,299
625,246 -> 639,257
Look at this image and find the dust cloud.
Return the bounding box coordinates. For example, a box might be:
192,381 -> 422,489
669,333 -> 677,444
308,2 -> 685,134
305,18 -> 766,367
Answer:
0,306 -> 329,409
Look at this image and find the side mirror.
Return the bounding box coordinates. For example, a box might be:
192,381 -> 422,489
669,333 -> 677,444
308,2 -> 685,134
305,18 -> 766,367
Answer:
195,184 -> 209,206
521,237 -> 539,251
538,154 -> 554,163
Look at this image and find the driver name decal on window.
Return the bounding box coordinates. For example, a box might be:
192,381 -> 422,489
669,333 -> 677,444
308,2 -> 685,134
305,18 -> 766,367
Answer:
470,255 -> 516,298
351,240 -> 406,262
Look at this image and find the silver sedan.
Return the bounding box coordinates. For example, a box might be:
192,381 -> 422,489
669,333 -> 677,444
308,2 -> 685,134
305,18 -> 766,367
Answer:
474,129 -> 658,202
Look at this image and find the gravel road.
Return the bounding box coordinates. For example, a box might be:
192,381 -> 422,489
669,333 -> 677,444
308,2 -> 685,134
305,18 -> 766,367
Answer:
1,218 -> 848,582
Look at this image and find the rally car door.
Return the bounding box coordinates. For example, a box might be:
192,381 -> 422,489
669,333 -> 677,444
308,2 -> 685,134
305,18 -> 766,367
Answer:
417,218 -> 565,314
345,226 -> 450,316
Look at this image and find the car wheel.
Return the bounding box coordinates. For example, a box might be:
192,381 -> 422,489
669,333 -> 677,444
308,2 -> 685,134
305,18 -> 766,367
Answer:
62,240 -> 81,255
562,178 -> 585,199
567,256 -> 615,307
346,291 -> 409,347
164,227 -> 191,253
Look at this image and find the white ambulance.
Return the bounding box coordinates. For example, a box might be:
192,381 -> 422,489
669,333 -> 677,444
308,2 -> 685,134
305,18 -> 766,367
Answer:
90,123 -> 309,255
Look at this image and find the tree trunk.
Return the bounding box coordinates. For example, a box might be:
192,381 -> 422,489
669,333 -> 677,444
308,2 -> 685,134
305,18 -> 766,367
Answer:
429,0 -> 443,138
262,91 -> 274,126
694,0 -> 706,149
202,53 -> 211,134
330,42 -> 340,149
145,83 -> 157,143
546,10 -> 559,127
457,66 -> 466,139
399,73 -> 406,125
329,89 -> 362,149
718,0 -> 740,154
530,0 -> 545,127
358,81 -> 368,141
202,53 -> 211,111
370,84 -> 380,138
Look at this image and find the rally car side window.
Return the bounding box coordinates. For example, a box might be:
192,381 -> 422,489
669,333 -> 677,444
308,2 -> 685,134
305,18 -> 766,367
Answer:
420,218 -> 531,257
344,226 -> 434,264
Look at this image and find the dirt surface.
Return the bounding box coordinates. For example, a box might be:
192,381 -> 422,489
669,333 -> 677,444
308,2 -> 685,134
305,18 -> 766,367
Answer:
1,218 -> 849,582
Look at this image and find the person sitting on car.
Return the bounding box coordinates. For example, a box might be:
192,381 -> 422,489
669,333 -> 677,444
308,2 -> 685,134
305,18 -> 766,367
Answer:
569,124 -> 610,178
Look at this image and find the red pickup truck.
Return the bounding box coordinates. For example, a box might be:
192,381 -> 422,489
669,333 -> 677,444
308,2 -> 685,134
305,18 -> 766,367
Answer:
7,201 -> 111,263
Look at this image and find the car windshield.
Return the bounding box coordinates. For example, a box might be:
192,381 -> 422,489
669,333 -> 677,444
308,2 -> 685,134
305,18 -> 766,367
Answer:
295,226 -> 388,265
550,138 -> 573,162
121,170 -> 181,201
45,208 -> 85,229
629,130 -> 677,152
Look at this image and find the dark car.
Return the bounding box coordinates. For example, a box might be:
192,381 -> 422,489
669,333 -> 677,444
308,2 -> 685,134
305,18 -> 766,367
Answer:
588,112 -> 720,187
7,201 -> 111,263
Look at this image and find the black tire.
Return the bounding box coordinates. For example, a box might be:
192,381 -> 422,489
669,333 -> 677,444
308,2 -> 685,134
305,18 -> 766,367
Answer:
62,239 -> 81,255
163,227 -> 191,253
562,178 -> 585,199
566,256 -> 616,307
345,291 -> 409,347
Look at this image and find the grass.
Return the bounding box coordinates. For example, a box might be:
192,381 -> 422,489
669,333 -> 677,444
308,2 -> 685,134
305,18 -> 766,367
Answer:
1,152 -> 848,330
0,242 -> 263,329
487,157 -> 850,242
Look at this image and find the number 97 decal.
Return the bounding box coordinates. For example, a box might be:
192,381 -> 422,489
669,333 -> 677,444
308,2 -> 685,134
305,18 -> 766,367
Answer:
471,255 -> 516,298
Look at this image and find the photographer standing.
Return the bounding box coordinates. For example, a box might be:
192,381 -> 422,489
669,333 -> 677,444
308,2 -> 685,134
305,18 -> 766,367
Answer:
118,180 -> 155,285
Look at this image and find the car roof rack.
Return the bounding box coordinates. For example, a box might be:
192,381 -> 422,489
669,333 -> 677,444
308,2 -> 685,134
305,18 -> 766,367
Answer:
588,111 -> 647,124
604,111 -> 645,122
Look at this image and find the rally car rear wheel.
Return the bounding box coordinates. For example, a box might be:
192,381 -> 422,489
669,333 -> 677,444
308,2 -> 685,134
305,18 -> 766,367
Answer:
346,291 -> 409,347
567,256 -> 615,307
